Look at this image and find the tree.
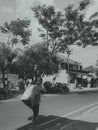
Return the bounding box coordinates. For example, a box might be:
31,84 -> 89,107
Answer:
79,0 -> 90,10
62,4 -> 95,48
0,18 -> 31,48
32,0 -> 98,54
17,47 -> 40,82
17,43 -> 59,82
34,43 -> 59,75
0,43 -> 17,89
0,18 -> 31,89
32,5 -> 65,54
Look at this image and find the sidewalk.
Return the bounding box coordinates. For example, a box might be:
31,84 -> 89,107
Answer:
1,86 -> 98,102
13,87 -> 98,100
70,86 -> 98,94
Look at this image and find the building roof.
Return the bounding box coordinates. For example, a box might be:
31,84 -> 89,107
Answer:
56,53 -> 81,66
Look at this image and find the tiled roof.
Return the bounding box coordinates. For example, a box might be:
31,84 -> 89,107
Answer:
56,53 -> 81,65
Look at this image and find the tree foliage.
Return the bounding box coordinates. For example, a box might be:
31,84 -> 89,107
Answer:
32,1 -> 98,54
32,5 -> 65,54
0,43 -> 17,88
0,18 -> 31,48
17,43 -> 59,82
79,0 -> 90,10
0,18 -> 31,89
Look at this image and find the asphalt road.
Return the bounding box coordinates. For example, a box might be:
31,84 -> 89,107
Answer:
0,93 -> 98,130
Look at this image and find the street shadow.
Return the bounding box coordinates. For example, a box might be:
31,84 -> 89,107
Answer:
15,115 -> 98,130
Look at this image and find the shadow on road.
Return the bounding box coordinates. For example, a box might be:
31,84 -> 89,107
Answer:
16,115 -> 98,130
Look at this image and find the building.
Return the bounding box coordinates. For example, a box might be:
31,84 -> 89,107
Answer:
43,53 -> 84,88
56,53 -> 83,84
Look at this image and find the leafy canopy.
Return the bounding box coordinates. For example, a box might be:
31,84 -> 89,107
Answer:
32,0 -> 98,54
0,18 -> 31,48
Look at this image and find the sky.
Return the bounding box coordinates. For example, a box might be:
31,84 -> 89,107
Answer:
0,0 -> 98,68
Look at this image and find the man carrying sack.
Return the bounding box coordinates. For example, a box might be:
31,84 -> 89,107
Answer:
21,77 -> 42,123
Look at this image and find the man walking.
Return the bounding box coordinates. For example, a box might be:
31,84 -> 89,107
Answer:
30,77 -> 42,122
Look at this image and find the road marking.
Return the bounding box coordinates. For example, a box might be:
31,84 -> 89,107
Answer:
62,102 -> 98,117
81,106 -> 98,118
38,117 -> 60,126
39,101 -> 98,127
96,127 -> 98,130
60,121 -> 77,130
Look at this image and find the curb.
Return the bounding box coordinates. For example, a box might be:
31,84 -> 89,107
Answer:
1,88 -> 98,102
70,88 -> 98,94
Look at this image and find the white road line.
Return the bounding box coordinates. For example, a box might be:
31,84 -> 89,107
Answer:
39,102 -> 98,127
96,127 -> 98,130
81,106 -> 98,118
60,121 -> 77,130
60,102 -> 98,130
39,117 -> 60,126
62,102 -> 98,117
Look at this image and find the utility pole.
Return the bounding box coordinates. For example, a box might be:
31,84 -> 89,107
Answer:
66,47 -> 72,85
67,53 -> 70,84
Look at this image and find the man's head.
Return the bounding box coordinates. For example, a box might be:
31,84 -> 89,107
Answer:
36,77 -> 42,85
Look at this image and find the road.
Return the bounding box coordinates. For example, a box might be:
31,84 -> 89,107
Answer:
0,93 -> 98,130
